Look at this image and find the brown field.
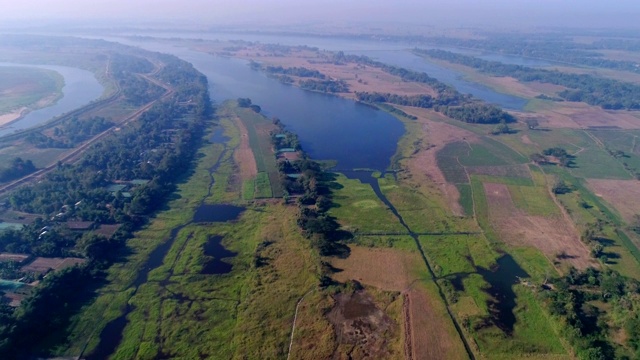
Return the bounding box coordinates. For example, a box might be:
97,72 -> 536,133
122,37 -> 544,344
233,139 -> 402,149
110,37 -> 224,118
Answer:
232,115 -> 258,181
520,101 -> 640,129
483,182 -> 597,269
219,45 -> 438,99
94,224 -> 121,238
330,246 -> 421,291
467,164 -> 532,179
587,179 -> 640,223
21,257 -> 86,274
397,106 -> 479,216
326,290 -> 400,359
330,246 -> 468,360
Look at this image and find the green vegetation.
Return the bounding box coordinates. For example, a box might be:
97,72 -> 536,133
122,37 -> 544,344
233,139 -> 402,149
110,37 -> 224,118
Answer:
0,42 -> 213,358
418,49 -> 640,110
231,101 -> 284,197
0,66 -> 63,115
328,174 -> 406,234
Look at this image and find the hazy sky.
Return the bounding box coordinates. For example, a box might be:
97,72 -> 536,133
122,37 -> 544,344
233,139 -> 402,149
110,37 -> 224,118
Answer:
1,0 -> 639,29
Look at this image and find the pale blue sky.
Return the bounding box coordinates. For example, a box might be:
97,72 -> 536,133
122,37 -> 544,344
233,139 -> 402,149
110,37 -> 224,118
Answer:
0,0 -> 638,28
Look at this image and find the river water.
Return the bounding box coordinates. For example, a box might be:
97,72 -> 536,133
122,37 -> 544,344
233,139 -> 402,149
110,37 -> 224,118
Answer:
100,37 -> 404,171
0,63 -> 103,137
112,31 -> 540,110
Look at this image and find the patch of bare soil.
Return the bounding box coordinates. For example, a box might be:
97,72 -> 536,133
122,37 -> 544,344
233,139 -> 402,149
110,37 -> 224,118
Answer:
0,107 -> 26,127
587,179 -> 640,223
327,290 -> 397,359
223,46 -> 438,98
329,246 -> 467,360
330,247 -> 419,291
521,134 -> 535,145
407,286 -> 466,360
483,182 -> 597,269
232,116 -> 258,181
521,101 -> 640,129
397,107 -> 479,216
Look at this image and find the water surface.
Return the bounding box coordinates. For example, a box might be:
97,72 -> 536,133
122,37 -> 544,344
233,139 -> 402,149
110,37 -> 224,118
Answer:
0,63 -> 103,137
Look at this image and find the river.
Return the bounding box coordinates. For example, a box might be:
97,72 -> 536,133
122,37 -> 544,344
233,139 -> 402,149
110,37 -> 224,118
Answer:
100,37 -> 405,171
0,63 -> 103,137
110,31 -> 548,110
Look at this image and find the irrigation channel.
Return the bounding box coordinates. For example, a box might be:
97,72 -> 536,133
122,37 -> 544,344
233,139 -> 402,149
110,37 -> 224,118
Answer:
86,35 -> 531,358
0,62 -> 103,137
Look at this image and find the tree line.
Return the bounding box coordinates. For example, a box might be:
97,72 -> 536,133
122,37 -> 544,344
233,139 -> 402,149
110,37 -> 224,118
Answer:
417,49 -> 640,110
355,92 -> 515,124
0,51 -> 213,357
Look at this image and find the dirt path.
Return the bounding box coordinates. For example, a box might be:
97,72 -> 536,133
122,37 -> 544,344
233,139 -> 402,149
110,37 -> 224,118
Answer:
287,289 -> 313,360
232,116 -> 258,182
403,292 -> 413,360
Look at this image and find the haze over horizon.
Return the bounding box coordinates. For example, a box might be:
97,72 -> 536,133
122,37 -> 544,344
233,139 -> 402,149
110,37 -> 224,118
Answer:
0,0 -> 639,31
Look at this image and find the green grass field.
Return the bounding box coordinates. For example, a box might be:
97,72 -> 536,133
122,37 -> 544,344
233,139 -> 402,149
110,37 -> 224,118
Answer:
60,107 -> 325,359
0,66 -> 64,115
328,173 -> 407,234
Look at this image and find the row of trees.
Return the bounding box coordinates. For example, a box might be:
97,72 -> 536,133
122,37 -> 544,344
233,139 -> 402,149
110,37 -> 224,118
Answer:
420,34 -> 640,74
355,92 -> 515,124
0,50 -> 213,357
269,121 -> 348,257
418,49 -> 640,110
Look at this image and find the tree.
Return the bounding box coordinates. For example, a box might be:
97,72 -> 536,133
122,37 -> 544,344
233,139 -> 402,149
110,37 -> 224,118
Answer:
552,179 -> 572,194
525,118 -> 540,129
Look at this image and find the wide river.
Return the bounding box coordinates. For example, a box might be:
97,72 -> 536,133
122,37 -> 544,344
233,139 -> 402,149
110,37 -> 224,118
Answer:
103,37 -> 405,171
116,31 -> 539,110
0,63 -> 103,138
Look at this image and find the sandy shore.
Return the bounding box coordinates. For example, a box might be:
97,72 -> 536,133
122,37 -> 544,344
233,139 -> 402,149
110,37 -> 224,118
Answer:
0,107 -> 27,127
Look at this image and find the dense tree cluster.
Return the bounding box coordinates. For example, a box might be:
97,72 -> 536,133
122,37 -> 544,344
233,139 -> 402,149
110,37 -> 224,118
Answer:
269,122 -> 349,257
0,158 -> 36,183
420,35 -> 640,74
0,51 -> 213,356
264,65 -> 326,79
541,267 -> 640,359
355,92 -> 514,124
418,49 -> 640,110
299,79 -> 349,93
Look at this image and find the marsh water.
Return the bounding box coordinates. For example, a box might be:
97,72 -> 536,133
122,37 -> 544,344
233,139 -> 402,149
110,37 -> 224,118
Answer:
0,63 -> 103,137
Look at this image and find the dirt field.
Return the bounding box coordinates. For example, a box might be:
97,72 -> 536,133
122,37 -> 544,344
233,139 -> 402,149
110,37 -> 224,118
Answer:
519,101 -> 640,129
587,179 -> 640,223
327,290 -> 398,359
94,224 -> 122,238
330,246 -> 468,360
217,45 -> 438,99
397,107 -> 479,216
21,257 -> 86,274
330,246 -> 420,291
232,115 -> 258,181
483,183 -> 596,269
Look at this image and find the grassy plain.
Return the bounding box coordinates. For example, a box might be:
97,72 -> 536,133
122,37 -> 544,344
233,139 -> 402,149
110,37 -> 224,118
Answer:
59,107 -> 325,358
0,66 -> 64,120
